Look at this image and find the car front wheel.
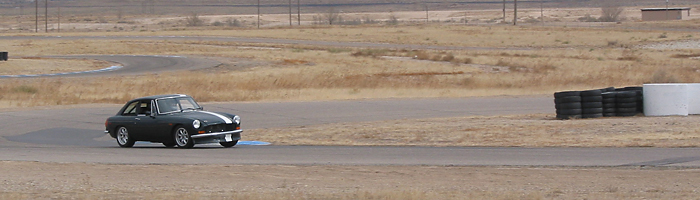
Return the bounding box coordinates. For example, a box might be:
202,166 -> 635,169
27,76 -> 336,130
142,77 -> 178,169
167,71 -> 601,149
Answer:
174,126 -> 194,148
116,126 -> 135,147
220,140 -> 238,148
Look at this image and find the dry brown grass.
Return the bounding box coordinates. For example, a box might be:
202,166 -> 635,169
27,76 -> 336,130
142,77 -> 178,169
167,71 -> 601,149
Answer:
0,58 -> 107,75
0,30 -> 699,108
248,114 -> 700,147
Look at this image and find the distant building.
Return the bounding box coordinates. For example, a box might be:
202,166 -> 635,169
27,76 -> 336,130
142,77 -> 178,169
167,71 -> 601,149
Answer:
641,7 -> 691,21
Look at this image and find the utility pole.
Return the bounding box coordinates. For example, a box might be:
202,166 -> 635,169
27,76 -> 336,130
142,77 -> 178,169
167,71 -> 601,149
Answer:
425,4 -> 429,23
58,6 -> 61,32
257,0 -> 260,29
35,0 -> 38,32
513,0 -> 517,25
288,0 -> 292,26
297,0 -> 300,25
45,0 -> 48,32
540,0 -> 544,25
503,0 -> 506,22
666,0 -> 669,21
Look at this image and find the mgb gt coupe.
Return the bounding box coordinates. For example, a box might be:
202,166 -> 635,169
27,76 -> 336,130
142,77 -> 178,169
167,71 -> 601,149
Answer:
105,94 -> 242,148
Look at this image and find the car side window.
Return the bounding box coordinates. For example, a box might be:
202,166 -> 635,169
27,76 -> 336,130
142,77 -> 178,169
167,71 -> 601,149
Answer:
137,101 -> 151,116
121,101 -> 139,116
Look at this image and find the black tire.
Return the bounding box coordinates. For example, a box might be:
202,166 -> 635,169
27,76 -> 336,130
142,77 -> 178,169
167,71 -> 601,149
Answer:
603,113 -> 616,117
582,107 -> 603,114
557,114 -> 582,120
603,103 -> 616,108
601,87 -> 616,92
556,109 -> 582,115
616,107 -> 637,113
554,96 -> 582,104
617,112 -> 638,117
615,91 -> 636,98
603,108 -> 616,113
581,96 -> 603,102
555,102 -> 581,110
220,140 -> 239,148
616,102 -> 637,108
624,86 -> 642,91
554,91 -> 581,98
602,92 -> 616,98
116,126 -> 135,148
581,102 -> 603,108
582,113 -> 604,119
580,89 -> 602,96
174,126 -> 195,148
615,97 -> 637,103
602,98 -> 616,104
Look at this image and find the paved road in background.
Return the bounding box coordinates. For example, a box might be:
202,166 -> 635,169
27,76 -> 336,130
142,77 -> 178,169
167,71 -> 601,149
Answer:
0,35 -> 530,51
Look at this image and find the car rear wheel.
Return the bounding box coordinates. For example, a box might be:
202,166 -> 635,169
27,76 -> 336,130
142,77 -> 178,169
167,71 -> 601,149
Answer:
174,126 -> 194,148
220,140 -> 238,148
116,127 -> 135,148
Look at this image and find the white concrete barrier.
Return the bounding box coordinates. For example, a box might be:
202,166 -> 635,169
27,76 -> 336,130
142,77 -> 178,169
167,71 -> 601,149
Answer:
643,84 -> 689,116
689,83 -> 700,115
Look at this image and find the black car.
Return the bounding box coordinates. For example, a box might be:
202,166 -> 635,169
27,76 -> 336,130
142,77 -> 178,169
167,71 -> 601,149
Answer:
105,94 -> 242,148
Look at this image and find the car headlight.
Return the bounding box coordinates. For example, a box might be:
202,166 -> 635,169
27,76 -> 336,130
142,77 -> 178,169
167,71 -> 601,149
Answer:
193,120 -> 201,129
233,116 -> 241,124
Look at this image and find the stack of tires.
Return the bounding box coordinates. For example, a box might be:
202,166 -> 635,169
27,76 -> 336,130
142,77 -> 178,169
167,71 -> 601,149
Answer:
601,92 -> 616,117
580,89 -> 603,118
554,91 -> 582,120
623,87 -> 644,114
614,91 -> 638,117
554,86 -> 644,119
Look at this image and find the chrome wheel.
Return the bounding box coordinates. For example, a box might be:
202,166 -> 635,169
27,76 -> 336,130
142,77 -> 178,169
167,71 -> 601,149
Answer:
116,127 -> 135,147
174,127 -> 194,148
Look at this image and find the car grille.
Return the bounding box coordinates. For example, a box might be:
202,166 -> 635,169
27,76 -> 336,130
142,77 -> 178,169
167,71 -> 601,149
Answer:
203,123 -> 236,133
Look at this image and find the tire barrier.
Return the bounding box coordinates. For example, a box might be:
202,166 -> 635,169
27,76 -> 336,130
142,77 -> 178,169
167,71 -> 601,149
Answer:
554,86 -> 644,120
580,89 -> 603,119
554,91 -> 582,120
615,91 -> 638,117
601,92 -> 616,117
0,52 -> 7,61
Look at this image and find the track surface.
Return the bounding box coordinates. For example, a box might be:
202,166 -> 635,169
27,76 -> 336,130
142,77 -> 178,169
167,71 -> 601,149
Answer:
0,36 -> 698,167
2,97 -> 700,167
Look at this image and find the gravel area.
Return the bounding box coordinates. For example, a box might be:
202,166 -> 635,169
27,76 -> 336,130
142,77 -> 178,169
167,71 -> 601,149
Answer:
638,39 -> 700,50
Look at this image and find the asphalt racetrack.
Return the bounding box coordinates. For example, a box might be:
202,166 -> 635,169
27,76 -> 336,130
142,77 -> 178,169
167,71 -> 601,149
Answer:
0,38 -> 698,167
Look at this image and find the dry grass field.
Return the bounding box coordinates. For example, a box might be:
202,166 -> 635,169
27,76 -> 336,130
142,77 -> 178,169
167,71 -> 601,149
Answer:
2,3 -> 700,199
249,113 -> 700,147
1,23 -> 700,107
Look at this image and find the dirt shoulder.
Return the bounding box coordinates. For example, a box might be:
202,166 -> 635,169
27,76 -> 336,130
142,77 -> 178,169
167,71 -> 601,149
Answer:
248,113 -> 700,147
1,161 -> 698,200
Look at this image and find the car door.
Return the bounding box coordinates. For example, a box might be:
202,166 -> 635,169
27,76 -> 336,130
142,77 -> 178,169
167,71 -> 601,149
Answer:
133,100 -> 159,140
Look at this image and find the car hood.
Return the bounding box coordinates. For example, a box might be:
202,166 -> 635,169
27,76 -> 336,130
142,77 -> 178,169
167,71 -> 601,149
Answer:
170,111 -> 234,124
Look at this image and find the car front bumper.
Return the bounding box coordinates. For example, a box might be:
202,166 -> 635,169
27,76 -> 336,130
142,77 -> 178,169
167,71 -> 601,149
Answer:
191,129 -> 242,144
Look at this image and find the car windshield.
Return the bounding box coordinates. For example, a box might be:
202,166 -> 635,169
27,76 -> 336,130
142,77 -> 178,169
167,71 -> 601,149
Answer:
156,96 -> 201,114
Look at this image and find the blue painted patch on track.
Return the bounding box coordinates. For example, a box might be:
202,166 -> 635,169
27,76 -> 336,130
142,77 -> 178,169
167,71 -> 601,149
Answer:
0,65 -> 123,78
238,141 -> 271,145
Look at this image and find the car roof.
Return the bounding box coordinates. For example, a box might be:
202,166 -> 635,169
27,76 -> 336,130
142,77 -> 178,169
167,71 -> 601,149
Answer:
131,94 -> 190,101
